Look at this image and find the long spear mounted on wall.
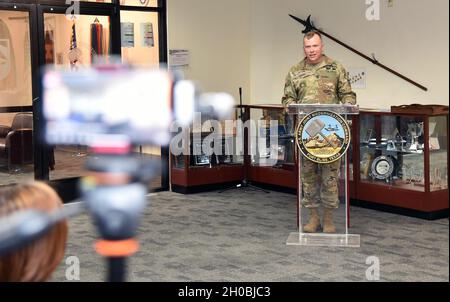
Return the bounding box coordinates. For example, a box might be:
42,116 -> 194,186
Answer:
289,14 -> 427,91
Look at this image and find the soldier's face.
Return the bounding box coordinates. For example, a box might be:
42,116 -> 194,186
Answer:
303,35 -> 323,64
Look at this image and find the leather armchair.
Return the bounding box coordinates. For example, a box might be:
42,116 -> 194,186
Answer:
0,113 -> 34,171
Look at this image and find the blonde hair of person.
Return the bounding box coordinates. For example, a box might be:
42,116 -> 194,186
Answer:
0,182 -> 68,282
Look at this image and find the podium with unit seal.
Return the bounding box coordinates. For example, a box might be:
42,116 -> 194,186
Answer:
286,104 -> 360,247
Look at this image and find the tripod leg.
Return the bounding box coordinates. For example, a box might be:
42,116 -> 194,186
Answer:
108,257 -> 126,282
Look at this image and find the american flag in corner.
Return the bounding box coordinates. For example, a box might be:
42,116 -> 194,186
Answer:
68,22 -> 79,68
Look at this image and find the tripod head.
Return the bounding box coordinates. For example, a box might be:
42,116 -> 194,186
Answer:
81,153 -> 151,241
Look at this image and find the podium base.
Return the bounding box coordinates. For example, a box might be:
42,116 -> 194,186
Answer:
286,232 -> 360,247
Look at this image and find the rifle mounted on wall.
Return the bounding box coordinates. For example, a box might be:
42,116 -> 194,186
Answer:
289,14 -> 427,91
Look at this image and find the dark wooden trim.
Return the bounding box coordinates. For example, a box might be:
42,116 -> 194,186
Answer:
179,165 -> 243,187
150,186 -> 167,193
424,116 -> 430,193
351,199 -> 449,220
47,177 -> 80,204
346,151 -> 351,228
118,5 -> 161,12
160,146 -> 169,190
242,106 -> 251,183
357,182 -> 448,212
0,0 -> 163,7
350,114 -> 360,199
0,1 -> 33,8
0,0 -> 36,4
171,162 -> 244,187
172,182 -> 241,194
36,0 -> 115,9
158,0 -> 167,64
0,107 -> 33,113
239,104 -> 284,110
248,165 -> 297,189
447,115 -> 449,202
170,165 -> 188,186
360,110 -> 446,117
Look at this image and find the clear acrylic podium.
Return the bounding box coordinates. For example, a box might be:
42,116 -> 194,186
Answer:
286,104 -> 360,247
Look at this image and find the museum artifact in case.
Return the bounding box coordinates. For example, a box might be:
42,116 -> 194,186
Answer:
352,107 -> 448,219
245,105 -> 297,190
170,109 -> 244,193
170,104 -> 448,219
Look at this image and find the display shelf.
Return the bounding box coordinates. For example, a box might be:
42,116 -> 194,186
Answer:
170,105 -> 297,192
170,105 -> 448,219
170,109 -> 244,193
246,105 -> 297,189
352,109 -> 448,218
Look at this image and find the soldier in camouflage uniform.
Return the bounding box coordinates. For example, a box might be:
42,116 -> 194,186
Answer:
281,30 -> 356,233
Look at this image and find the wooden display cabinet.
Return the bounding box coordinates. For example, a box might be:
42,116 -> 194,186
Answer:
170,105 -> 297,193
243,105 -> 298,190
170,104 -> 449,219
170,111 -> 244,193
351,109 -> 448,219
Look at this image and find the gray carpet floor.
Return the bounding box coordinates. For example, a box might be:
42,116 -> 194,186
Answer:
50,189 -> 449,282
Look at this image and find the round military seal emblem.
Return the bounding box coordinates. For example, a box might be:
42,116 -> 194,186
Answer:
295,110 -> 351,164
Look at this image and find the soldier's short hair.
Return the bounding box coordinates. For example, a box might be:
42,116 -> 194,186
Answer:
304,30 -> 322,42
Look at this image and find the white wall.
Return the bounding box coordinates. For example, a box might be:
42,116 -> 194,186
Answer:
249,0 -> 449,108
167,0 -> 251,104
168,0 -> 448,109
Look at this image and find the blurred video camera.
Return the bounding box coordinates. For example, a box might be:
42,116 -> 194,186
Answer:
42,64 -> 234,148
1,64 -> 235,282
40,64 -> 235,281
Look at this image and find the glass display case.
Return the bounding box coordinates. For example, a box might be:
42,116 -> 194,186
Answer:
170,108 -> 244,193
170,105 -> 297,193
169,104 -> 448,219
244,105 -> 297,190
353,109 -> 448,219
170,104 -> 352,194
171,134 -> 244,169
359,114 -> 429,191
250,107 -> 295,168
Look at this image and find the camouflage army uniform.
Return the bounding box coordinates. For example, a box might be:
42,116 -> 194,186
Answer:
282,55 -> 356,209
